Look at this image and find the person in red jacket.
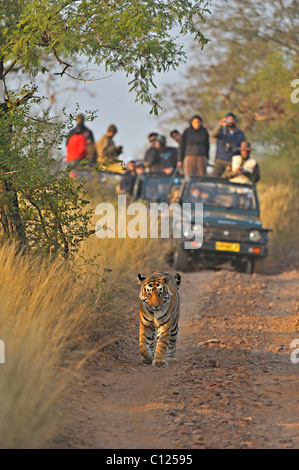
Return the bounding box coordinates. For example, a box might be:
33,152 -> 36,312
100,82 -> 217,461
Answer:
66,128 -> 87,175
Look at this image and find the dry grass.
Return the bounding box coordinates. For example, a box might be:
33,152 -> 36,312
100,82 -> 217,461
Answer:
0,243 -> 101,448
258,182 -> 299,270
0,203 -> 166,448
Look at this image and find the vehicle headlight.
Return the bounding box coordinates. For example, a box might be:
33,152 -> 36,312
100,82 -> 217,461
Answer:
249,230 -> 262,242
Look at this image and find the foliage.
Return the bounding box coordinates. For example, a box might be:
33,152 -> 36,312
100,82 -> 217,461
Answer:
1,0 -> 212,114
0,94 -> 93,257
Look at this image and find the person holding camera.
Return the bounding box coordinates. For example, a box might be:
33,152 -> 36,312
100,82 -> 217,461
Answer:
211,112 -> 245,177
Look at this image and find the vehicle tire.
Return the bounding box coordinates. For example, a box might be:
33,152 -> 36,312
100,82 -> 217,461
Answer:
236,258 -> 253,274
173,245 -> 189,272
252,257 -> 265,274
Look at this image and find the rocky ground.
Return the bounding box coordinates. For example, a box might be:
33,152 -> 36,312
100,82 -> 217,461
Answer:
54,268 -> 299,449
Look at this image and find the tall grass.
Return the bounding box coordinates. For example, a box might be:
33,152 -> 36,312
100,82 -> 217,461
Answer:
0,203 -> 167,448
257,181 -> 299,270
0,243 -> 100,448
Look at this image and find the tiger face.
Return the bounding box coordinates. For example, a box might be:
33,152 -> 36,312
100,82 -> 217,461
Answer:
138,274 -> 171,313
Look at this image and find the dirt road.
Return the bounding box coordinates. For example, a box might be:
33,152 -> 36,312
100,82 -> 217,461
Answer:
55,268 -> 299,449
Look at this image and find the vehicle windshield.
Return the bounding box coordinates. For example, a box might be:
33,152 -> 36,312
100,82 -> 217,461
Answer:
184,181 -> 257,210
143,176 -> 172,201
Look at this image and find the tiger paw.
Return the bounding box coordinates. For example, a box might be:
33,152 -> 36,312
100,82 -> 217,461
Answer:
141,351 -> 153,364
152,359 -> 168,368
142,357 -> 153,365
167,356 -> 178,363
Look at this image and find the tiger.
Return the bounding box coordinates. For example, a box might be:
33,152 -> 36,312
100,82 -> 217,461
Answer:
137,271 -> 181,368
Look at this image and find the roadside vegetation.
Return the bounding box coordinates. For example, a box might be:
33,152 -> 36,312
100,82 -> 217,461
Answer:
0,218 -> 166,448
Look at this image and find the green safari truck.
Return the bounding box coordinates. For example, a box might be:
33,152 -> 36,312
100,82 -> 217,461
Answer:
173,176 -> 271,274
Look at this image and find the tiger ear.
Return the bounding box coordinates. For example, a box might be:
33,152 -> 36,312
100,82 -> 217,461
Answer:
174,273 -> 181,287
162,274 -> 170,284
137,273 -> 146,284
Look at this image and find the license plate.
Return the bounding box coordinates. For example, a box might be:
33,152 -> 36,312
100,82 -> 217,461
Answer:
215,241 -> 240,252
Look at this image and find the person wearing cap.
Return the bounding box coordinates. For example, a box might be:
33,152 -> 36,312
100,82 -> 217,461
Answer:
96,124 -> 123,164
154,135 -> 178,174
143,132 -> 160,172
66,113 -> 97,165
225,141 -> 260,184
211,112 -> 246,177
178,115 -> 210,177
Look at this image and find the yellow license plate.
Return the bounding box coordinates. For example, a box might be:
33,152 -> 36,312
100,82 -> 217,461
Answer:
215,241 -> 240,252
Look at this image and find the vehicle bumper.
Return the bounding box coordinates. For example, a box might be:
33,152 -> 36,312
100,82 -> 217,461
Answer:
180,239 -> 268,260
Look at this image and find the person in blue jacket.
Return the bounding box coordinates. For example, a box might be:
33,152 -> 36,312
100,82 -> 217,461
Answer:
211,112 -> 246,177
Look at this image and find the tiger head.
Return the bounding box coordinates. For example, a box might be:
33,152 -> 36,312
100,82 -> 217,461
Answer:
137,272 -> 181,313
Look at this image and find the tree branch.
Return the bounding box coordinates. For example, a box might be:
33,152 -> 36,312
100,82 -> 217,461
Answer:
52,48 -> 73,76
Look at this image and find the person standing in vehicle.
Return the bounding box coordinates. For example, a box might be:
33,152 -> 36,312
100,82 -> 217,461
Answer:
96,124 -> 123,164
155,135 -> 178,174
65,126 -> 87,177
226,141 -> 260,184
143,132 -> 160,172
178,115 -> 210,177
211,112 -> 246,177
67,114 -> 97,165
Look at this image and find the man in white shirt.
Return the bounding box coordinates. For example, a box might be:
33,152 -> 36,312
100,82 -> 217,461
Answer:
228,141 -> 260,184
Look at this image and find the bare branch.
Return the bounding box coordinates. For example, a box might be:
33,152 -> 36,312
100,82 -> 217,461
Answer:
52,48 -> 73,76
59,71 -> 113,82
4,61 -> 17,77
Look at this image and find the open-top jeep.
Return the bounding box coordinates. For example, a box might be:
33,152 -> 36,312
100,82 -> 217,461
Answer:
173,176 -> 271,274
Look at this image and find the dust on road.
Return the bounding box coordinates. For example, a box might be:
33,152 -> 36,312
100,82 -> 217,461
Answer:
54,268 -> 299,449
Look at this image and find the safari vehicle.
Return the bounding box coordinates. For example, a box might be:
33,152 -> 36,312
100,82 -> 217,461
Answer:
132,171 -> 183,203
173,176 -> 271,274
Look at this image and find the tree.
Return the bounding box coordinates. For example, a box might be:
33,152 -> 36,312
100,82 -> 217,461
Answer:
160,0 -> 299,140
0,0 -> 212,248
1,0 -> 211,113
